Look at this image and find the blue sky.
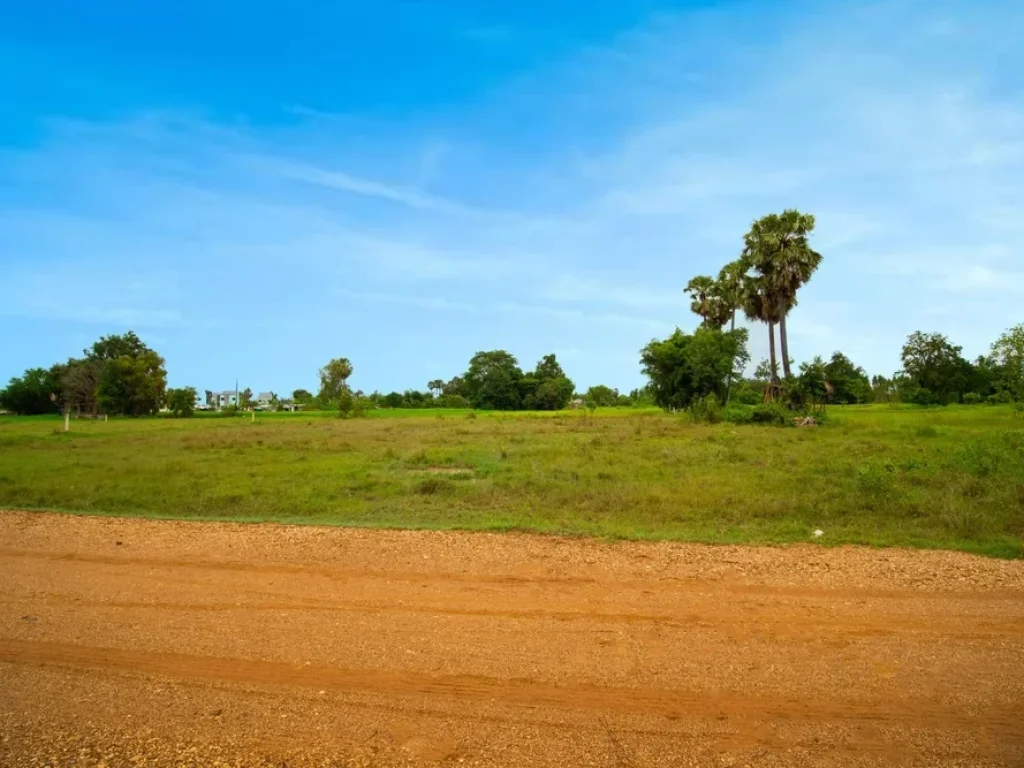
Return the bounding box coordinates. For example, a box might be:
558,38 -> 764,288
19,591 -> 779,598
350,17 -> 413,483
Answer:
2,0 -> 1022,395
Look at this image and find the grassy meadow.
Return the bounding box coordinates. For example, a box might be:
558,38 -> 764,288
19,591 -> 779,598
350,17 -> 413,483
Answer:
0,405 -> 1022,557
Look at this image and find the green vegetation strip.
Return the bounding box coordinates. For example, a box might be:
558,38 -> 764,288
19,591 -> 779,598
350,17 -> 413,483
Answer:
1,406 -> 1022,558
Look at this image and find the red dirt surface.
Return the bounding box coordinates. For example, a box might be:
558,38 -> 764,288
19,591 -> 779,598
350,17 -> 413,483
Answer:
1,510 -> 1022,766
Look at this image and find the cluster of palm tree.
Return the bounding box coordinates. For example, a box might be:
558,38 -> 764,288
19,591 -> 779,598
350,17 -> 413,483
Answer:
685,209 -> 822,393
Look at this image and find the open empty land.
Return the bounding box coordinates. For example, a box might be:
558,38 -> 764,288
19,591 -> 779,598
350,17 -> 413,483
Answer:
2,511 -> 1023,766
1,406 -> 1022,556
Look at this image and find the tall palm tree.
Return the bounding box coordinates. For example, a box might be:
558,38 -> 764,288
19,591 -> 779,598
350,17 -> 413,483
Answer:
716,259 -> 748,403
766,210 -> 821,378
741,273 -> 780,385
717,259 -> 748,332
743,210 -> 821,378
684,275 -> 716,327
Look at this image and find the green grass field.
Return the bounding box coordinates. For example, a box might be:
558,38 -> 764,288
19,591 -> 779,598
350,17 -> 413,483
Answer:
1,405 -> 1022,557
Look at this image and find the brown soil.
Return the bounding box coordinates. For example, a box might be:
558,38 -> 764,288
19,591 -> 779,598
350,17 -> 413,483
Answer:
1,511 -> 1022,767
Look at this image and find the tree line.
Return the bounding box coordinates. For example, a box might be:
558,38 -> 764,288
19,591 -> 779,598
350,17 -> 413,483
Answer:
0,332 -> 170,417
295,351 -> 579,415
2,206 -> 1022,419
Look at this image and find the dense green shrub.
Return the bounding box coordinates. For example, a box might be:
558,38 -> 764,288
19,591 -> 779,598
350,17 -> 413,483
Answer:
731,386 -> 762,405
688,394 -> 722,424
722,404 -> 754,424
751,403 -> 790,425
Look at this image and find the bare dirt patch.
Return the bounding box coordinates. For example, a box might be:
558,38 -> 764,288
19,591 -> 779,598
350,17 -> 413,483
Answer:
1,510 -> 1022,766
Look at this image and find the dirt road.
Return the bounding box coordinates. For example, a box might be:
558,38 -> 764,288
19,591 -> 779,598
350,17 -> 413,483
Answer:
1,511 -> 1022,766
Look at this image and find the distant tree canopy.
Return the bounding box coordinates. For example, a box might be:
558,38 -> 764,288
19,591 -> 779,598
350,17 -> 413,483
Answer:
823,352 -> 871,404
291,389 -> 314,405
166,387 -> 198,417
899,332 -> 971,405
317,357 -> 354,405
0,331 -> 168,416
640,327 -> 749,410
0,367 -> 61,415
463,350 -> 523,410
456,350 -> 575,411
585,385 -> 620,408
990,324 -> 1024,402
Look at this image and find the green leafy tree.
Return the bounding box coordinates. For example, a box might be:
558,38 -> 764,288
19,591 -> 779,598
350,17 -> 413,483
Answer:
89,331 -> 150,361
337,388 -> 355,418
585,385 -> 620,407
463,350 -> 523,410
528,379 -> 570,410
317,357 -> 354,405
0,367 -> 62,415
442,376 -> 467,397
640,327 -> 749,410
166,387 -> 198,417
870,375 -> 898,403
796,356 -> 830,411
97,350 -> 167,415
521,354 -> 574,410
824,352 -> 872,404
990,324 -> 1024,401
86,332 -> 166,416
966,355 -> 998,401
428,379 -> 445,397
382,391 -> 404,408
900,331 -> 970,405
628,386 -> 656,406
403,389 -> 431,407
292,389 -> 314,406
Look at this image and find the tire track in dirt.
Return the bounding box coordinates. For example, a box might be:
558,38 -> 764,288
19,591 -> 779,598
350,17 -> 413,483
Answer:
3,595 -> 1022,641
7,547 -> 1024,600
3,638 -> 1021,737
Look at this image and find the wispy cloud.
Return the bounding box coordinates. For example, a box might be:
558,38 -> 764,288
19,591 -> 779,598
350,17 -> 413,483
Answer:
261,157 -> 472,215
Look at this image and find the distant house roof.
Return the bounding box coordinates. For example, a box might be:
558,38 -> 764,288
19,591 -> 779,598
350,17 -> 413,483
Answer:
257,392 -> 274,401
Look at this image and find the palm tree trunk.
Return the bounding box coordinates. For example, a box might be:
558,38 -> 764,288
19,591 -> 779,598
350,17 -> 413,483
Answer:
779,314 -> 792,378
724,310 -> 737,405
768,321 -> 778,380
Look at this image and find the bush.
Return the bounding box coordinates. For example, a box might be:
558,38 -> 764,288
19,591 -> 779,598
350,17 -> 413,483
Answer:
963,392 -> 983,405
987,390 -> 1013,404
751,403 -> 790,425
731,387 -> 762,406
688,394 -> 722,424
338,391 -> 370,419
722,404 -> 754,424
166,387 -> 197,417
